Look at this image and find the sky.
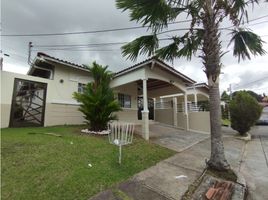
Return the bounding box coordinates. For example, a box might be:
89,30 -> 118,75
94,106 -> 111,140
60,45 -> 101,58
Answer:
1,0 -> 268,95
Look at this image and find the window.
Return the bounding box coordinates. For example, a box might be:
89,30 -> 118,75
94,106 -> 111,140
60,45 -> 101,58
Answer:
118,93 -> 131,108
78,83 -> 86,93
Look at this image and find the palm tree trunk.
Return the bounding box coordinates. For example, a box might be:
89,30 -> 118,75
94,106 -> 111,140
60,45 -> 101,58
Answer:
202,4 -> 230,170
207,76 -> 230,170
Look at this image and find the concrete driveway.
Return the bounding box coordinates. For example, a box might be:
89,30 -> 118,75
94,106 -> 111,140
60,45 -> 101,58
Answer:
239,126 -> 268,200
91,124 -> 268,200
135,124 -> 209,152
135,124 -> 268,199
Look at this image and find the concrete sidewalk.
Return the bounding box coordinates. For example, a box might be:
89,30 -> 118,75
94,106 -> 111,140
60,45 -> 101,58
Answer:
90,131 -> 245,199
222,125 -> 268,199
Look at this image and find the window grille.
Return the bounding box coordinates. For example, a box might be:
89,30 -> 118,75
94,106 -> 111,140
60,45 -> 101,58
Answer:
118,93 -> 131,108
78,83 -> 86,93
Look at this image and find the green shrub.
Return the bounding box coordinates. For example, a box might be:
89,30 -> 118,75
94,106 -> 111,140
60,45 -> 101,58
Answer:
73,62 -> 121,131
229,91 -> 262,135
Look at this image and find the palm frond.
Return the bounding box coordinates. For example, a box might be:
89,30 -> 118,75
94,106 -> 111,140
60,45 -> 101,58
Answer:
121,34 -> 159,61
177,30 -> 204,60
156,40 -> 179,62
116,0 -> 189,31
229,29 -> 266,61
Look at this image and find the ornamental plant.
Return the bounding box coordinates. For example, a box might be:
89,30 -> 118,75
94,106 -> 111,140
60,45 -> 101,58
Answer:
73,62 -> 121,131
229,91 -> 262,135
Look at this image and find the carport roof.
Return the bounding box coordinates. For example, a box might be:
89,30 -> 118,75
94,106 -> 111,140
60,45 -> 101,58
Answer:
114,57 -> 196,84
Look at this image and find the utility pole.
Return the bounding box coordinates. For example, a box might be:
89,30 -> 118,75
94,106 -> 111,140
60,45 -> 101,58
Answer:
0,56 -> 3,71
0,50 -> 3,71
228,84 -> 233,100
227,84 -> 232,127
28,42 -> 33,65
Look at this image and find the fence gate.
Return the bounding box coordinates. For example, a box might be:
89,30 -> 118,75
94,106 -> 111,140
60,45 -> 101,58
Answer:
9,78 -> 47,127
137,97 -> 154,120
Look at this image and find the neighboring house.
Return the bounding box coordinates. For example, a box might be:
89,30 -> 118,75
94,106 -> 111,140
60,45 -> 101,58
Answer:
1,52 -> 210,139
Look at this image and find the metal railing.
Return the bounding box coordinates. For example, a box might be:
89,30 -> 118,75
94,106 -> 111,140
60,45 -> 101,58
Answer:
177,101 -> 210,113
155,100 -> 173,109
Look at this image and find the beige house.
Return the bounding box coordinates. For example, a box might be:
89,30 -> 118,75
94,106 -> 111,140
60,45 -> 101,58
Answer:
0,52 -> 210,139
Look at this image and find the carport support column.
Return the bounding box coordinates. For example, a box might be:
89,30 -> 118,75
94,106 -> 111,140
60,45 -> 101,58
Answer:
173,97 -> 178,127
184,93 -> 189,131
142,78 -> 149,140
194,88 -> 198,109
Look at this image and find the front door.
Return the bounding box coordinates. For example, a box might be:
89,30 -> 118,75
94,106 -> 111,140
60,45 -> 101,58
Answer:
137,97 -> 154,120
9,78 -> 47,127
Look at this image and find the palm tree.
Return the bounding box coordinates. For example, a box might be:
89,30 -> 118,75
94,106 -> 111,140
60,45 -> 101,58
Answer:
116,0 -> 266,170
73,62 -> 121,131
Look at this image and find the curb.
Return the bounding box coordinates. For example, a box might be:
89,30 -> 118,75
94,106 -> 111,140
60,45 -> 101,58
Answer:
232,170 -> 247,200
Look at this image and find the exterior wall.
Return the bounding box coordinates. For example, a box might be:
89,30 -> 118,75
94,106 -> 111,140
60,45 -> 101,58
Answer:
155,108 -> 174,125
44,103 -> 84,126
147,85 -> 181,98
1,104 -> 11,128
113,82 -> 139,123
110,68 -> 146,88
0,69 -> 90,128
177,112 -> 187,129
116,109 -> 140,124
1,71 -> 51,128
113,82 -> 138,110
188,112 -> 210,133
48,63 -> 92,103
145,67 -> 187,92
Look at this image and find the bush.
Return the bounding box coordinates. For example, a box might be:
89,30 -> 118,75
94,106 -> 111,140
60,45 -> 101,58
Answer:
73,62 -> 121,131
229,91 -> 262,135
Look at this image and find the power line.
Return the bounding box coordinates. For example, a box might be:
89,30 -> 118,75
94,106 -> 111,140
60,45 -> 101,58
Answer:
34,41 -> 129,48
1,20 -> 192,37
2,14 -> 268,37
234,76 -> 268,89
242,14 -> 268,24
31,33 -> 268,52
32,37 -> 171,49
31,19 -> 268,49
32,49 -> 120,52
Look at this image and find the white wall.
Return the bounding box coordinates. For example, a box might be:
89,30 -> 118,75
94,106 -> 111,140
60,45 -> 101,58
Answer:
48,64 -> 92,103
155,108 -> 174,126
1,71 -> 51,128
113,82 -> 139,123
188,112 -> 210,133
0,68 -> 92,128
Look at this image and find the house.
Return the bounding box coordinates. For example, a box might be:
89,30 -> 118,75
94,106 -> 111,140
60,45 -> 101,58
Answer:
0,52 -> 210,139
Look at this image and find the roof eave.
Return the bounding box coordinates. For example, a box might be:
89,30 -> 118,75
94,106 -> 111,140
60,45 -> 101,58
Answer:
40,55 -> 90,72
114,58 -> 195,84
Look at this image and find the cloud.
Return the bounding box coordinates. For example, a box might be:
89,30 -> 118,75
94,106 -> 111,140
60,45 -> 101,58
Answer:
2,0 -> 268,95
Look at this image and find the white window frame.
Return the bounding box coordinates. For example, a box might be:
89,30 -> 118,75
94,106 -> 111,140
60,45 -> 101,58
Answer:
118,93 -> 131,108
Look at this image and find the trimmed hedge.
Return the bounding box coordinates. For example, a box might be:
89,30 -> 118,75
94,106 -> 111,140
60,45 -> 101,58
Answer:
229,91 -> 262,135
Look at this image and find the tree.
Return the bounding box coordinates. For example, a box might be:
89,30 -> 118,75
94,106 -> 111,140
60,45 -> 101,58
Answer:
73,62 -> 121,131
116,0 -> 266,170
221,91 -> 230,102
233,90 -> 263,102
230,91 -> 262,135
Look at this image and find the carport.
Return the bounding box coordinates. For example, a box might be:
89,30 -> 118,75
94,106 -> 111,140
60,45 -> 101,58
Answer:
111,57 -> 210,140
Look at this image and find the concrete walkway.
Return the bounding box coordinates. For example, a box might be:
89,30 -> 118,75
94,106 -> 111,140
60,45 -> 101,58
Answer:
90,125 -> 268,200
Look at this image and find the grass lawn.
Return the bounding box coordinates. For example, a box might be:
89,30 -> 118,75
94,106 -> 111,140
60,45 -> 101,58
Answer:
222,119 -> 231,126
1,125 -> 175,200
